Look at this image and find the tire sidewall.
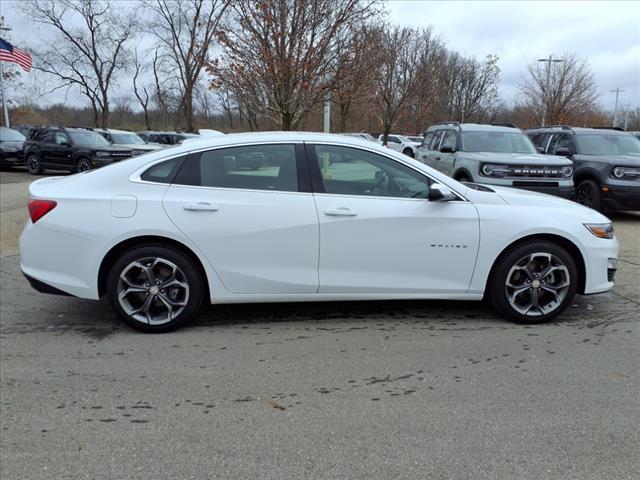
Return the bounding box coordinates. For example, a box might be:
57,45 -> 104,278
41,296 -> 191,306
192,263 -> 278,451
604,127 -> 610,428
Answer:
76,157 -> 93,173
489,241 -> 578,324
106,245 -> 204,333
27,153 -> 42,175
576,179 -> 601,211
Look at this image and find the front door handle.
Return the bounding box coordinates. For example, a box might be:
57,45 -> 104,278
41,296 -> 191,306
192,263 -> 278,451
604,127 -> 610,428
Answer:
324,207 -> 358,217
434,156 -> 441,161
183,202 -> 219,212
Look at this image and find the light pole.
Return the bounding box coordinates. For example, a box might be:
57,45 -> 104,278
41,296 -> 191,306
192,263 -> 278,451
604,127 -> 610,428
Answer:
0,25 -> 11,128
537,55 -> 564,126
610,88 -> 625,127
623,103 -> 632,131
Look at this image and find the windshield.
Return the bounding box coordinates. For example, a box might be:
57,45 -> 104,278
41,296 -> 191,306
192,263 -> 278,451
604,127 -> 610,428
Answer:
461,131 -> 536,154
110,133 -> 145,145
575,134 -> 640,156
0,127 -> 26,142
68,131 -> 111,146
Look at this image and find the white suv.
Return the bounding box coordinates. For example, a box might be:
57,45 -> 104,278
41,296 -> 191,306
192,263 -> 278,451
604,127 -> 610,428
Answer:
378,134 -> 421,157
416,123 -> 574,199
94,128 -> 163,156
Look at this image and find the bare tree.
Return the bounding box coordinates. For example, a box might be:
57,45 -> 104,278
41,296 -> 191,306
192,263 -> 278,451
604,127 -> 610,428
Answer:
132,48 -> 152,130
374,25 -> 425,144
20,0 -> 135,127
210,0 -> 378,131
520,53 -> 599,126
143,0 -> 228,132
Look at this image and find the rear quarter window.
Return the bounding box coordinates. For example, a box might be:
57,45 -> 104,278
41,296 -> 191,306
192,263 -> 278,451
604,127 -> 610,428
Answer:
140,156 -> 186,184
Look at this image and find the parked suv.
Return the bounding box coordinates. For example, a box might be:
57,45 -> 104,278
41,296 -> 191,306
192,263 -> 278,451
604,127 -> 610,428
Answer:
137,131 -> 190,146
378,134 -> 421,157
94,128 -> 162,155
24,127 -> 133,175
527,126 -> 640,212
416,123 -> 574,198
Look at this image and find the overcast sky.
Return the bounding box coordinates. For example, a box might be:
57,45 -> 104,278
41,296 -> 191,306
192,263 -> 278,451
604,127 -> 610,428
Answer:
1,0 -> 639,112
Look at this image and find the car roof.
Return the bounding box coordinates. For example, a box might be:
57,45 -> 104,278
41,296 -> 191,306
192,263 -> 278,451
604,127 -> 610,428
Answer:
426,123 -> 520,133
526,126 -> 631,136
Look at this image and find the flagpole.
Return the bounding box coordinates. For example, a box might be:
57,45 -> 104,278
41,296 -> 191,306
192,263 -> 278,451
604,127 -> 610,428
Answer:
0,59 -> 10,128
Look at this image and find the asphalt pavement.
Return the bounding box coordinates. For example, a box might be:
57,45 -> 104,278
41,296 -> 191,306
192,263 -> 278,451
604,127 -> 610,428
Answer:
1,168 -> 638,480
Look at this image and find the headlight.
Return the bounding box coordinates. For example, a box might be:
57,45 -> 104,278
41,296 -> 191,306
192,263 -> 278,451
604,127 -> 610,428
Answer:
611,166 -> 640,179
562,166 -> 573,177
95,151 -> 111,158
584,223 -> 614,239
480,163 -> 510,177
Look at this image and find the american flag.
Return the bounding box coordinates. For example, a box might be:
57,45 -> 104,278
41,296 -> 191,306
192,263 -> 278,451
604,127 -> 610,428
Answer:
0,38 -> 32,73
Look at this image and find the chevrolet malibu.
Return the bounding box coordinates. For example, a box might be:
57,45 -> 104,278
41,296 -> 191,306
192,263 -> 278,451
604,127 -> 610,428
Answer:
20,133 -> 618,332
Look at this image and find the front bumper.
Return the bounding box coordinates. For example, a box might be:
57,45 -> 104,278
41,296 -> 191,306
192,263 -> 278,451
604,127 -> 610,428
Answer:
602,184 -> 640,212
510,182 -> 574,199
0,152 -> 25,166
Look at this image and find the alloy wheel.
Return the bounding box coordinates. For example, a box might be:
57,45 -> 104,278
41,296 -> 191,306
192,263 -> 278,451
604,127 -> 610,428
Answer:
77,159 -> 93,172
575,184 -> 593,207
504,252 -> 571,317
117,257 -> 190,325
27,155 -> 41,174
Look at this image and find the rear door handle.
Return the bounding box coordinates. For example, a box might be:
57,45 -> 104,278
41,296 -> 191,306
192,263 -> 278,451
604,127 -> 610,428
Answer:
183,202 -> 219,212
324,207 -> 358,217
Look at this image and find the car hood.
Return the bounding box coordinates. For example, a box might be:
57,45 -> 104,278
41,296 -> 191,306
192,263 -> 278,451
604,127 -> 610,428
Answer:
574,154 -> 640,166
119,143 -> 162,151
0,141 -> 24,149
460,152 -> 572,166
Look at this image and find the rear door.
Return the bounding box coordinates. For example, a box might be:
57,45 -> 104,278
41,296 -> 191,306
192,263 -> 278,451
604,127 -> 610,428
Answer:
162,143 -> 320,294
309,143 -> 480,294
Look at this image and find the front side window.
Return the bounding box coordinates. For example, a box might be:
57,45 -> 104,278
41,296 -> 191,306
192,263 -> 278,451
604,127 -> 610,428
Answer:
429,131 -> 444,150
548,134 -> 574,155
421,133 -> 433,148
175,144 -> 299,192
388,136 -> 401,144
461,131 -> 536,154
530,133 -> 551,152
55,132 -> 70,145
440,130 -> 457,150
574,134 -> 640,156
314,145 -> 429,199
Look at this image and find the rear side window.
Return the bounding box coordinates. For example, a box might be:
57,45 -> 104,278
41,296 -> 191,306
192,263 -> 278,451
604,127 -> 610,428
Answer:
174,144 -> 299,192
140,156 -> 185,184
440,130 -> 457,150
429,131 -> 444,150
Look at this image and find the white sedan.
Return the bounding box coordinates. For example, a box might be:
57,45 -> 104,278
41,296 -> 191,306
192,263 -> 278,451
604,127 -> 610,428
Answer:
20,132 -> 618,332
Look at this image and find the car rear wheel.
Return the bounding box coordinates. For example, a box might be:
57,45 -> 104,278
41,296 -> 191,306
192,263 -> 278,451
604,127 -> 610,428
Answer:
489,241 -> 577,323
575,179 -> 601,211
76,157 -> 93,172
402,148 -> 414,158
26,154 -> 43,175
106,245 -> 204,333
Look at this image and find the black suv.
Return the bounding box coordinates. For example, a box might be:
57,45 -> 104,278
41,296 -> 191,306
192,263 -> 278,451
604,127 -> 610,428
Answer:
24,127 -> 133,175
527,126 -> 640,211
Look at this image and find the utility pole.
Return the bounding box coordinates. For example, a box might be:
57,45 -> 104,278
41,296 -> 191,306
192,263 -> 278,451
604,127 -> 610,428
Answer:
623,103 -> 632,131
610,88 -> 624,127
537,55 -> 564,126
0,25 -> 11,128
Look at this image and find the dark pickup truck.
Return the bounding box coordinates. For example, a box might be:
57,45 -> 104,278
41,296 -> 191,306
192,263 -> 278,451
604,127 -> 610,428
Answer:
23,126 -> 133,175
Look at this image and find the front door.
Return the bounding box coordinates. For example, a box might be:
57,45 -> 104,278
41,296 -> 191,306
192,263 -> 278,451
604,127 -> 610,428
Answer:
162,143 -> 319,294
309,144 -> 480,294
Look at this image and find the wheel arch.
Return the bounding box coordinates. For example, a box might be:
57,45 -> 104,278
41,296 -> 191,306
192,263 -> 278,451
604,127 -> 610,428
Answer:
484,233 -> 587,297
573,168 -> 602,185
453,167 -> 474,181
97,235 -> 211,300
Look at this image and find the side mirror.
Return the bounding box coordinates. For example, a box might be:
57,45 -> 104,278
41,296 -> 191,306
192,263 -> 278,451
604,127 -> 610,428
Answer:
428,183 -> 457,202
440,145 -> 455,154
555,147 -> 572,157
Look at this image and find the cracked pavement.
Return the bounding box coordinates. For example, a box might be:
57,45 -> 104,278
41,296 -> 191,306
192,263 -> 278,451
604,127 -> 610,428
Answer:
1,169 -> 638,480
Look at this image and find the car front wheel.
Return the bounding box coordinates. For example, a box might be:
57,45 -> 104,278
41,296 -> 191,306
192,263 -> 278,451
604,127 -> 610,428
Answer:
489,241 -> 577,323
106,245 -> 204,333
26,154 -> 43,175
575,179 -> 602,211
76,157 -> 93,172
402,148 -> 414,158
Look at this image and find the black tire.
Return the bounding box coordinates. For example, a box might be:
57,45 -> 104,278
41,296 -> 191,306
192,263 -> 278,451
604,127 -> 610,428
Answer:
76,157 -> 93,173
402,148 -> 414,158
26,153 -> 43,175
106,245 -> 205,333
489,241 -> 578,324
575,179 -> 602,211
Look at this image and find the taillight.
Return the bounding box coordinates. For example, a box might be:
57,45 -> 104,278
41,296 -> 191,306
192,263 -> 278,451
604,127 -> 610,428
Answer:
28,199 -> 57,223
